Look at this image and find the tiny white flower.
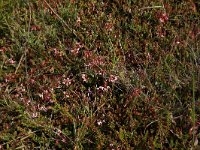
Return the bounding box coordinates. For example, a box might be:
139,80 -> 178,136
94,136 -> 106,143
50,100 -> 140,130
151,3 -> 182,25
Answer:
97,120 -> 103,126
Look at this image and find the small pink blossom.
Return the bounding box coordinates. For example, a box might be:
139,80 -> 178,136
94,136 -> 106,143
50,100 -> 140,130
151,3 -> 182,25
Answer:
31,25 -> 41,31
8,58 -> 16,64
97,119 -> 105,126
159,13 -> 169,24
97,70 -> 106,76
97,86 -> 104,91
97,120 -> 103,126
97,85 -> 110,92
159,17 -> 164,23
53,48 -> 59,55
0,47 -> 6,52
52,48 -> 63,58
32,112 -> 38,118
38,106 -> 47,112
76,16 -> 81,27
70,42 -> 82,55
105,22 -> 113,31
81,74 -> 88,82
29,78 -> 35,84
62,78 -> 71,86
109,75 -> 118,83
63,91 -> 70,98
146,52 -> 152,61
84,50 -> 93,58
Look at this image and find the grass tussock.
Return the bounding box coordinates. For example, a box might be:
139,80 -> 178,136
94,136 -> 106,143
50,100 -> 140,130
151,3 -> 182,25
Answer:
0,0 -> 200,149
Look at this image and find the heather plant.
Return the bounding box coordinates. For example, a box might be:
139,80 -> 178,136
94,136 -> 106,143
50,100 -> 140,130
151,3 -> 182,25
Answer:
0,0 -> 200,149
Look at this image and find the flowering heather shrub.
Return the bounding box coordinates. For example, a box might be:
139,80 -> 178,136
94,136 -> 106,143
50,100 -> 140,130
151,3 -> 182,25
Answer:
0,0 -> 200,149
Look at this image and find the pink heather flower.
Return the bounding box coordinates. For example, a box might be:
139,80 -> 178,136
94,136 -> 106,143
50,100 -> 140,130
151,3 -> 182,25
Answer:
97,70 -> 106,76
70,42 -> 82,55
159,13 -> 169,23
146,52 -> 152,61
63,91 -> 70,98
92,56 -> 105,66
31,25 -> 40,31
176,41 -> 180,44
76,16 -> 81,27
97,85 -> 110,92
39,106 -> 47,112
62,78 -> 71,86
56,128 -> 62,135
0,47 -> 6,52
97,86 -> 104,91
159,17 -> 165,23
97,119 -> 105,126
97,120 -> 103,126
20,84 -> 26,92
52,48 -> 63,58
84,50 -> 93,58
53,48 -> 59,55
70,48 -> 79,55
8,58 -> 16,64
61,138 -> 67,143
32,112 -> 38,118
81,73 -> 88,82
38,93 -> 43,99
109,75 -> 118,83
29,78 -> 35,84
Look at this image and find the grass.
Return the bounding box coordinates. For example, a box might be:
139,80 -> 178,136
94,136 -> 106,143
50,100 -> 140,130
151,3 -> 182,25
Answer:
0,0 -> 200,149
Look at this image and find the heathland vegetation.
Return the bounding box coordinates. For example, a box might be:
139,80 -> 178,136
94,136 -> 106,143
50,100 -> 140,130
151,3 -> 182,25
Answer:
0,0 -> 199,149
